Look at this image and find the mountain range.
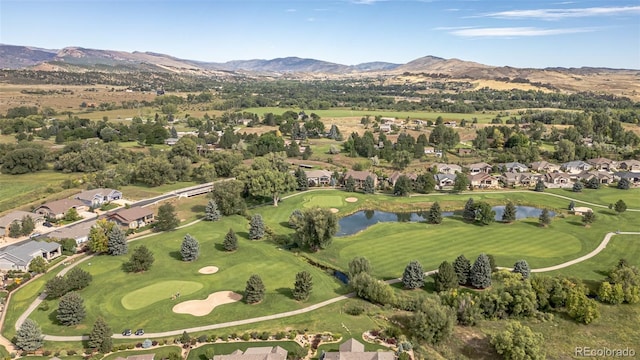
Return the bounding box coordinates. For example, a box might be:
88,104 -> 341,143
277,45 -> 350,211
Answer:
1,44 -> 639,99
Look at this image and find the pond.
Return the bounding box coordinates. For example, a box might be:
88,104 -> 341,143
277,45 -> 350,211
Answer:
336,206 -> 554,237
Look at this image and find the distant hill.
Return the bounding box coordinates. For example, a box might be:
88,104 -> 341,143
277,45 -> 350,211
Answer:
2,44 -> 639,98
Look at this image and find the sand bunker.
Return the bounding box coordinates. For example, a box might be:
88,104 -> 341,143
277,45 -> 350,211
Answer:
172,291 -> 242,316
198,266 -> 219,274
345,197 -> 358,203
330,208 -> 339,213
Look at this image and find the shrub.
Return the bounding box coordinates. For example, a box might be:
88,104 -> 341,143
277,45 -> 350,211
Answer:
345,303 -> 366,316
241,333 -> 251,341
197,335 -> 208,343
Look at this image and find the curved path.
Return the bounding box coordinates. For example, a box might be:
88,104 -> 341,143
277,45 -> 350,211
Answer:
10,189 -> 640,342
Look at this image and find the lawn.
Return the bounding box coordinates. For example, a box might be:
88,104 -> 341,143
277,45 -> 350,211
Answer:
547,186 -> 640,209
187,341 -> 302,360
120,181 -> 199,200
26,215 -> 349,336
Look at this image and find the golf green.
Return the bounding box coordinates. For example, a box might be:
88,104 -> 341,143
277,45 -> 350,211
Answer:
302,195 -> 344,208
121,281 -> 204,310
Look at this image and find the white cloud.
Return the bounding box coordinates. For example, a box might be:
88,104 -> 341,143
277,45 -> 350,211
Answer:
285,8 -> 296,13
484,6 -> 640,20
350,0 -> 384,4
450,27 -> 593,37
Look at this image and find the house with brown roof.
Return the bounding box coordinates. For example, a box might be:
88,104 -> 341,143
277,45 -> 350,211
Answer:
75,188 -> 122,208
388,171 -> 417,187
344,170 -> 377,189
467,162 -> 492,175
530,161 -> 560,173
587,157 -> 617,171
500,172 -> 541,187
305,170 -> 333,187
543,172 -> 572,186
576,171 -> 614,184
34,198 -> 88,220
432,163 -> 462,175
213,346 -> 287,360
468,173 -> 500,189
457,148 -> 473,156
0,211 -> 45,238
321,339 -> 394,360
618,160 -> 640,171
108,207 -> 154,229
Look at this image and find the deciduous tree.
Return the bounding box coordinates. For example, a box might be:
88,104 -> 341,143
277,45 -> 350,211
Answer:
475,202 -> 496,225
28,256 -> 47,274
211,180 -> 247,216
123,245 -> 154,273
618,178 -> 630,190
293,207 -> 338,251
452,173 -> 469,193
409,298 -> 456,345
393,175 -> 412,196
614,199 -> 627,214
490,321 -> 545,360
88,219 -> 115,253
348,256 -> 372,279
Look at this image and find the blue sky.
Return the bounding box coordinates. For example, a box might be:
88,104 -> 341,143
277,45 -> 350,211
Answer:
1,0 -> 639,68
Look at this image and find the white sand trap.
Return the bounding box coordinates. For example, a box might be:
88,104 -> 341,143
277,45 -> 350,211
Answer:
198,266 -> 219,274
172,291 -> 242,316
345,197 -> 358,203
330,208 -> 339,213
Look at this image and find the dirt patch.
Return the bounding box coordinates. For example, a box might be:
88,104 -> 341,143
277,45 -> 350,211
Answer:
198,266 -> 219,274
172,291 -> 242,316
330,208 -> 339,213
345,197 -> 358,203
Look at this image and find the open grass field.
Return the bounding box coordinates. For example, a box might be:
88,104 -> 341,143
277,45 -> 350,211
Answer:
0,171 -> 76,213
24,215 -> 348,336
547,186 -> 640,208
120,181 -> 199,200
187,341 -> 302,360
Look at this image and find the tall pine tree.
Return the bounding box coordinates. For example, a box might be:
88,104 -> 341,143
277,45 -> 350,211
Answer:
453,255 -> 471,285
470,253 -> 492,289
502,202 -> 517,223
107,225 -> 128,256
88,317 -> 112,353
223,228 -> 238,251
434,261 -> 458,292
245,274 -> 265,304
292,271 -> 313,301
462,198 -> 476,222
204,199 -> 221,221
427,201 -> 443,224
402,260 -> 425,289
181,234 -> 200,261
249,214 -> 266,240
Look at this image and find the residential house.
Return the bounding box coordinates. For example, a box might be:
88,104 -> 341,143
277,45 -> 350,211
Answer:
305,170 -> 333,187
467,162 -> 492,175
501,172 -> 540,187
322,339 -> 394,360
530,161 -> 560,173
380,117 -> 396,124
497,162 -> 529,173
434,173 -> 457,189
0,211 -> 45,238
618,160 -> 640,171
458,148 -> 473,157
444,121 -> 457,127
613,171 -> 640,184
560,160 -> 592,174
75,188 -> 122,208
108,207 -> 154,230
0,240 -> 61,271
379,124 -> 392,133
587,157 -> 617,171
34,198 -> 88,220
47,219 -> 96,246
213,346 -> 287,360
388,171 -> 417,187
344,170 -> 378,189
543,172 -> 572,186
468,173 -> 500,189
432,163 -> 462,175
164,138 -> 179,146
576,171 -> 614,184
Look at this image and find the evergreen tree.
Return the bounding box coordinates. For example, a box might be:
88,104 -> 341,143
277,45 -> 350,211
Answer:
539,208 -> 551,227
534,179 -> 545,192
249,214 -> 266,240
618,178 -> 631,190
204,199 -> 221,221
614,199 -> 627,214
363,175 -> 375,194
155,203 -> 180,231
107,225 -> 128,256
88,317 -> 112,353
15,319 -> 43,351
345,176 -> 356,192
302,146 -> 313,160
45,276 -> 69,299
586,177 -> 600,189
292,271 -> 313,301
572,181 -> 583,192
327,124 -> 342,140
245,274 -> 265,304
513,260 -> 531,280
568,201 -> 575,210
462,198 -> 476,222
453,255 -> 471,285
434,261 -> 459,292
582,210 -> 596,226
295,168 -> 308,190
402,260 -> 425,290
181,234 -> 200,261
223,228 -> 238,251
57,291 -> 86,326
470,253 -> 492,289
66,267 -> 92,291
502,202 -> 517,223
394,175 -> 412,196
348,256 -> 372,279
427,201 -> 443,224
123,245 -> 155,272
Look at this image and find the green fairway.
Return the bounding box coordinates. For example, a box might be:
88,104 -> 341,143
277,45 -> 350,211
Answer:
302,195 -> 345,208
121,281 -> 204,310
547,186 -> 640,209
